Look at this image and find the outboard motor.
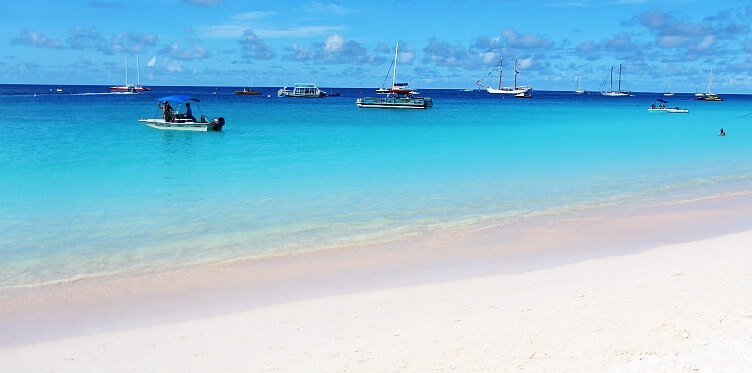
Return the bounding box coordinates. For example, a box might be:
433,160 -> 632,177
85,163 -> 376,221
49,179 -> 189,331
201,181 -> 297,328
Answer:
211,117 -> 225,131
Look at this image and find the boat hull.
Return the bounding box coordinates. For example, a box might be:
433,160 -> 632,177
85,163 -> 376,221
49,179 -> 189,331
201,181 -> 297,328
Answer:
486,86 -> 531,95
138,118 -> 225,132
600,91 -> 630,97
356,97 -> 433,109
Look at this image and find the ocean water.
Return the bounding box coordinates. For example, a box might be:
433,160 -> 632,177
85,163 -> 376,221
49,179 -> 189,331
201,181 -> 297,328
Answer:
2,84 -> 752,289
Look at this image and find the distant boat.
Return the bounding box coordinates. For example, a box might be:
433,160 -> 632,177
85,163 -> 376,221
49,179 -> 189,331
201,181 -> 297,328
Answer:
600,65 -> 630,97
476,57 -> 532,95
234,87 -> 262,95
663,83 -> 674,96
356,43 -> 433,109
278,83 -> 326,98
667,107 -> 689,113
461,87 -> 475,92
110,56 -> 151,93
695,68 -> 722,101
574,75 -> 588,94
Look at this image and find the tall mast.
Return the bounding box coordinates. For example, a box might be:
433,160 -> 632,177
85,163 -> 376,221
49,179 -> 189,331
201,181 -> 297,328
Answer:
513,58 -> 519,89
618,64 -> 622,92
136,56 -> 140,87
609,66 -> 613,91
498,58 -> 503,90
392,43 -> 398,88
124,55 -> 129,86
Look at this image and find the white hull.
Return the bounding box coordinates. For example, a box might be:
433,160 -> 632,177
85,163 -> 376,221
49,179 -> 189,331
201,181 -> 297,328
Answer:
139,119 -> 219,132
647,108 -> 669,113
600,91 -> 630,97
486,86 -> 531,95
667,108 -> 689,113
356,97 -> 432,109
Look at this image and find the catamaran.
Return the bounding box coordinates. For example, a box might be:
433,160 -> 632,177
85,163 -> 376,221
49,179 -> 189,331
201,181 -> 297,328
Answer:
600,65 -> 630,97
356,43 -> 433,109
476,57 -> 532,95
110,56 -> 151,93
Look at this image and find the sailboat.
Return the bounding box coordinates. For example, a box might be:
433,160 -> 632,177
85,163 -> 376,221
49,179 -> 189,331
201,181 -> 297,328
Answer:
574,75 -> 588,94
600,64 -> 629,96
695,68 -> 722,101
663,82 -> 674,96
476,57 -> 532,95
356,43 -> 433,109
110,56 -> 151,92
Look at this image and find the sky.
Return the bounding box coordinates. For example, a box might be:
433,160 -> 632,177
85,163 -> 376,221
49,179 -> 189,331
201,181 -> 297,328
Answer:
2,0 -> 752,93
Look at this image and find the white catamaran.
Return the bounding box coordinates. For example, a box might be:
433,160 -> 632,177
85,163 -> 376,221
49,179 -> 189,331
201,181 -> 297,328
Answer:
476,57 -> 532,95
355,43 -> 433,109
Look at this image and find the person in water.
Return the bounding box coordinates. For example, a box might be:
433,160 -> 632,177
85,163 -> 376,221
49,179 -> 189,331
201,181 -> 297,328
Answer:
720,128 -> 726,136
159,101 -> 173,122
184,102 -> 196,122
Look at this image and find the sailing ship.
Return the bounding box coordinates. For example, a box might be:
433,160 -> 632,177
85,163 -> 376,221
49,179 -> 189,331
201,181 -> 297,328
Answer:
574,75 -> 588,94
110,56 -> 151,92
356,43 -> 433,109
600,65 -> 629,97
695,68 -> 722,101
476,57 -> 532,95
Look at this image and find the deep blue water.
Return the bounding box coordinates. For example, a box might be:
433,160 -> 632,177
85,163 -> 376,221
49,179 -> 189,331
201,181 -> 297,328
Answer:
2,84 -> 752,288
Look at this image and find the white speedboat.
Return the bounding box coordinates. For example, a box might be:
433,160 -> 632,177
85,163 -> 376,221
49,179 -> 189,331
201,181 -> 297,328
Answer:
139,95 -> 225,132
667,107 -> 689,113
277,83 -> 326,98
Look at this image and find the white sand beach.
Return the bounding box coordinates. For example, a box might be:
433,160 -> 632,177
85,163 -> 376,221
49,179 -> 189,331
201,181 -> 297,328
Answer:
1,195 -> 752,372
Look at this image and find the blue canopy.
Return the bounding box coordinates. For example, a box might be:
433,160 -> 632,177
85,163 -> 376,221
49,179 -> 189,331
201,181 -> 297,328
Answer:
157,95 -> 200,103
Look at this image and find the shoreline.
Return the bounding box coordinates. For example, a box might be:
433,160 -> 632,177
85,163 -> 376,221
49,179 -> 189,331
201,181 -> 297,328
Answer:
2,192 -> 752,370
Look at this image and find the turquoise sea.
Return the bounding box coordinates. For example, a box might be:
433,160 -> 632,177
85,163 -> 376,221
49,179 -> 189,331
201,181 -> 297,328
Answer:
2,84 -> 751,289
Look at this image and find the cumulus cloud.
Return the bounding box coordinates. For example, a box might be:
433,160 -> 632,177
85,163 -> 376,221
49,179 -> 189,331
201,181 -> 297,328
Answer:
160,42 -> 211,60
12,29 -> 64,49
500,28 -> 555,49
284,34 -> 385,65
239,30 -> 276,60
422,38 -> 478,69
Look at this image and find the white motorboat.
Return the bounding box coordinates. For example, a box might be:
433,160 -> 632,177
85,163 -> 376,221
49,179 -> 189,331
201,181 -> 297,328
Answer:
278,83 -> 326,98
139,95 -> 225,132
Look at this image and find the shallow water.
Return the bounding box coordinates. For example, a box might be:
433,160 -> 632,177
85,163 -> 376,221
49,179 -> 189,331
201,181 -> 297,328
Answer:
2,85 -> 751,288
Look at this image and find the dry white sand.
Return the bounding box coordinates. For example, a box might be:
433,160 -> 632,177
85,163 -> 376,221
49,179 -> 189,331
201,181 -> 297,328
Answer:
1,196 -> 752,372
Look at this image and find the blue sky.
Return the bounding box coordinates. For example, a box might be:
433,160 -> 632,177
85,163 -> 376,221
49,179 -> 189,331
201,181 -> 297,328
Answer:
2,0 -> 752,93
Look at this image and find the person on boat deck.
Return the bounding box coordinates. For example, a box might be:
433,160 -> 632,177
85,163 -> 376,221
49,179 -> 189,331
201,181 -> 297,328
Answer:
159,101 -> 173,122
184,102 -> 196,122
